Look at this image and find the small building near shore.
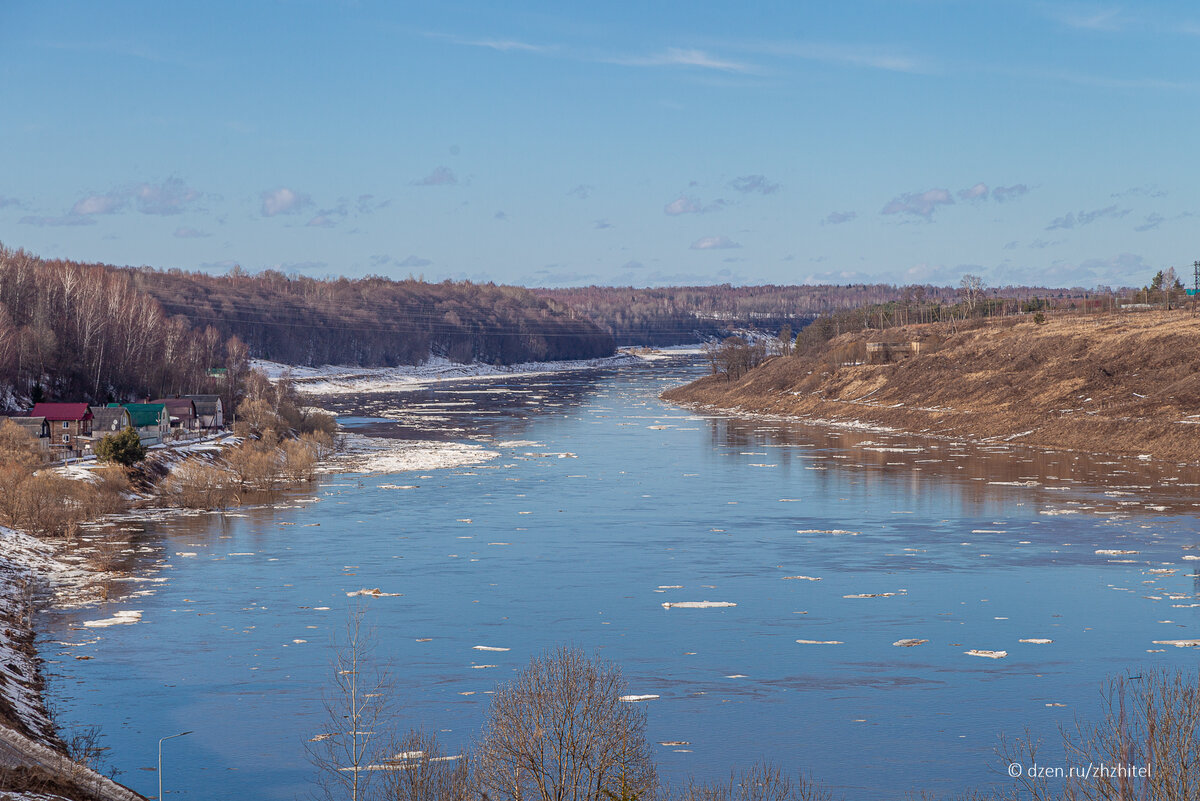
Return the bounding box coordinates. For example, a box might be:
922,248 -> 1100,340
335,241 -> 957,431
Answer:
152,397 -> 199,437
30,403 -> 93,458
111,403 -> 170,446
90,406 -> 134,437
865,341 -> 923,364
0,416 -> 51,457
185,394 -> 224,429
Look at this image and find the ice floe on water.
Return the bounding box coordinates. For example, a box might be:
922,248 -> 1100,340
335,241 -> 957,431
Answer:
893,639 -> 928,647
1019,639 -> 1053,644
253,353 -> 648,395
796,529 -> 859,536
620,694 -> 660,702
1152,639 -> 1200,647
661,601 -> 737,609
83,610 -> 142,628
796,639 -> 843,645
334,433 -> 499,474
346,588 -> 402,597
473,645 -> 510,651
964,649 -> 1007,659
782,575 -> 822,581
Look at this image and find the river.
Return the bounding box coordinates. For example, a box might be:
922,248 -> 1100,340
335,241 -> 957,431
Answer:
36,354 -> 1200,799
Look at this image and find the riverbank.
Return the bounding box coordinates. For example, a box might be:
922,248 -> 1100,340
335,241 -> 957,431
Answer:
0,435 -> 251,800
0,525 -> 145,800
662,311 -> 1200,464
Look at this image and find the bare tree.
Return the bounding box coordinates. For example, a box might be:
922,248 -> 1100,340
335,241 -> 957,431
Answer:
476,646 -> 657,801
960,274 -> 985,314
380,729 -> 471,801
670,761 -> 836,801
307,605 -> 393,801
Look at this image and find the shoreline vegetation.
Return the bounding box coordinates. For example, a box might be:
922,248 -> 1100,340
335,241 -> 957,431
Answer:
662,310 -> 1200,465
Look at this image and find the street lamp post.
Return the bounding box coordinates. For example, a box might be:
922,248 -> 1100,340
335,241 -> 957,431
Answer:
158,730 -> 192,799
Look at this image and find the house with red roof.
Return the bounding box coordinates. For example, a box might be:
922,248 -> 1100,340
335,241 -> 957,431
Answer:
29,403 -> 93,458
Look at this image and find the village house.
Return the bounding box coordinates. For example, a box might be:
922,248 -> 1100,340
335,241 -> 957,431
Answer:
29,403 -> 93,458
111,402 -> 170,446
0,416 -> 51,457
184,394 -> 224,430
152,397 -> 199,438
90,406 -> 134,437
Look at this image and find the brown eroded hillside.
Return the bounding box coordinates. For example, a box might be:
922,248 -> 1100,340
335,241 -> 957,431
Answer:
662,311 -> 1200,463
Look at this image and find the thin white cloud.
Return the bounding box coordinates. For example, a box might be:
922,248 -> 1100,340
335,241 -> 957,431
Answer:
133,178 -> 200,215
20,214 -> 95,227
1134,212 -> 1165,232
71,193 -> 126,216
957,182 -> 988,201
426,32 -> 556,54
1046,204 -> 1129,230
608,48 -> 754,73
261,188 -> 312,217
1053,6 -> 1129,31
881,188 -> 954,219
745,40 -> 928,74
665,196 -> 725,215
173,226 -> 210,238
729,174 -> 780,195
413,166 -> 458,186
690,235 -> 740,250
823,211 -> 857,225
992,184 -> 1031,202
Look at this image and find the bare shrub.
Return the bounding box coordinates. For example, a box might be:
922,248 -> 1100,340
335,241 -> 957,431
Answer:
705,337 -> 769,381
302,429 -> 336,459
671,762 -> 837,801
224,442 -> 283,494
90,465 -> 132,516
476,646 -> 657,801
161,460 -> 235,510
282,438 -> 318,482
16,472 -> 94,538
994,669 -> 1200,801
0,419 -> 42,465
380,729 -> 471,801
233,397 -> 287,440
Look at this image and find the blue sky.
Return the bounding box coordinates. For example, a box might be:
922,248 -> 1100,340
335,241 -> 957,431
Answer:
2,1 -> 1197,289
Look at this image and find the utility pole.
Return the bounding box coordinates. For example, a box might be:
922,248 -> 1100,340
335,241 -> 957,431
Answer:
1193,261 -> 1200,316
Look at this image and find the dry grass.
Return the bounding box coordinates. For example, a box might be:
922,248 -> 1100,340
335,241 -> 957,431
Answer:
663,311 -> 1200,462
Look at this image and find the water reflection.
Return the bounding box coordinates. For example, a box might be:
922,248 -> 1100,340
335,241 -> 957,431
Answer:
33,355 -> 1200,801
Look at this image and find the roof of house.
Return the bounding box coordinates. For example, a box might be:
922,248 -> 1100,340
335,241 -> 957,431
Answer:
30,403 -> 93,422
184,395 -> 221,417
90,407 -> 132,433
0,416 -> 48,436
151,398 -> 197,418
115,403 -> 167,428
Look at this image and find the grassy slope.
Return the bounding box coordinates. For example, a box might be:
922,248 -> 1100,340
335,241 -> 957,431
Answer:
662,311 -> 1200,463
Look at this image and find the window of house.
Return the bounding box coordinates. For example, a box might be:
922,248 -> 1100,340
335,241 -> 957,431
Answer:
62,421 -> 69,429
62,434 -> 70,443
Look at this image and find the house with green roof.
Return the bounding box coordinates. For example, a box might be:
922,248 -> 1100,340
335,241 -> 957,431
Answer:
109,403 -> 170,445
